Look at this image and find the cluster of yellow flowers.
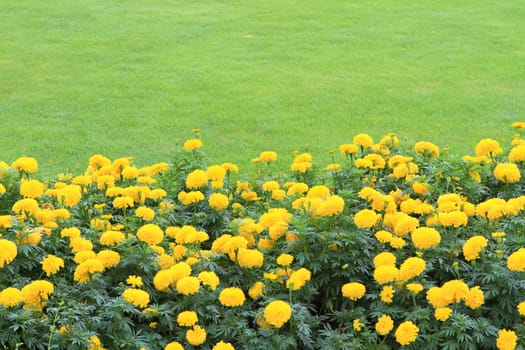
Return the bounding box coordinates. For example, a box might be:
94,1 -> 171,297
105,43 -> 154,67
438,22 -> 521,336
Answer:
1,123 -> 525,349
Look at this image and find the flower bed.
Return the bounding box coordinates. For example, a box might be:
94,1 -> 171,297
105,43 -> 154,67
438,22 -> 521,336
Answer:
1,125 -> 525,349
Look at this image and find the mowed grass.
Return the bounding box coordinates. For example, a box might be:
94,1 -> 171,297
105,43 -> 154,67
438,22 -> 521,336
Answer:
1,1 -> 524,176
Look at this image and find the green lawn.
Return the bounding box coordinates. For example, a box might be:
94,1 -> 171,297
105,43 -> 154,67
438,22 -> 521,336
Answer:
1,1 -> 524,176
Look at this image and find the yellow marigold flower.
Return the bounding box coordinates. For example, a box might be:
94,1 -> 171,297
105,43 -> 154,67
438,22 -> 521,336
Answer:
277,253 -> 294,267
207,165 -> 226,182
56,185 -> 82,207
97,250 -> 120,269
373,252 -> 396,268
261,181 -> 279,192
442,280 -> 469,303
437,211 -> 468,227
339,143 -> 359,156
325,163 -> 341,171
393,216 -> 419,236
406,283 -> 424,295
219,287 -> 245,307
374,282 -> 394,304
248,281 -> 264,300
124,275 -> 143,288
135,206 -> 155,221
176,276 -> 200,295
171,243 -> 187,261
95,175 -> 115,190
286,268 -> 312,291
464,286 -> 484,309
512,121 -> 525,129
302,186 -> 328,200
186,169 -> 208,189
353,319 -> 362,331
475,138 -> 502,157
364,153 -> 386,169
264,300 -> 292,328
122,288 -> 149,308
341,282 -> 366,300
426,286 -> 450,308
509,144 -> 525,162
121,166 -> 139,179
73,259 -> 105,283
258,238 -> 274,250
293,152 -> 312,164
88,154 -> 111,170
156,253 -> 174,269
137,223 -> 164,245
20,179 -> 45,198
374,265 -> 399,284
12,157 -> 38,173
41,255 -> 64,276
434,307 -> 452,321
74,251 -> 96,264
183,229 -> 209,244
259,151 -> 278,162
353,133 -> 374,148
153,269 -> 176,291
507,248 -> 525,272
61,227 -> 81,239
69,236 -> 93,253
492,231 -> 506,239
287,182 -> 308,195
21,280 -> 54,311
12,198 -> 40,217
237,248 -> 264,269
395,320 -> 419,346
411,227 -> 441,250
178,190 -> 205,205
375,230 -> 393,244
148,189 -> 167,200
375,315 -> 394,336
462,235 -> 488,262
221,162 -> 239,172
269,189 -> 285,200
0,287 -> 23,307
517,301 -> 525,317
0,215 -> 13,229
0,239 -> 17,268
496,329 -> 517,350
177,310 -> 198,327
389,236 -> 406,249
398,257 -> 426,282
208,192 -> 229,211
113,196 -> 134,209
414,141 -> 440,157
493,162 -> 521,183
316,195 -> 345,216
186,325 -> 207,346
100,230 -> 125,246
87,335 -> 107,350
213,341 -> 235,350
198,271 -> 220,290
354,209 -> 379,228
412,182 -> 429,196
184,138 -> 203,151
164,341 -> 184,350
290,161 -> 312,173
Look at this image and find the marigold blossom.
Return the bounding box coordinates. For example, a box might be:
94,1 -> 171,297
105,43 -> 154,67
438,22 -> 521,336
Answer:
395,320 -> 419,346
496,329 -> 517,350
264,300 -> 292,328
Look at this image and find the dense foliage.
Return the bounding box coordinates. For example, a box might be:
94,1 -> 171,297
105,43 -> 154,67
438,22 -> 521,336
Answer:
1,125 -> 525,349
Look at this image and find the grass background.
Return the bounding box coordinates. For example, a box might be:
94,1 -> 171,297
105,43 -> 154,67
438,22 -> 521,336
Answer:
1,1 -> 524,176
